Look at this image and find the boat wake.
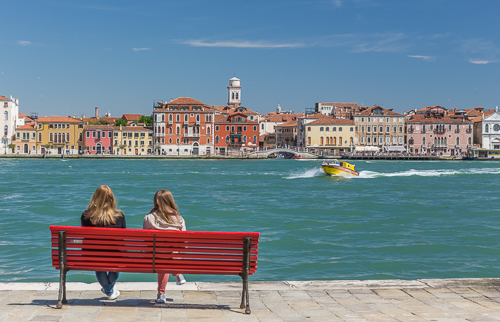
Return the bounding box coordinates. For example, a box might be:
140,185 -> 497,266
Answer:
357,167 -> 500,178
285,168 -> 326,179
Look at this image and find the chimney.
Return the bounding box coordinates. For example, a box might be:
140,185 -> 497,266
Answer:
82,113 -> 85,119
95,107 -> 98,119
73,114 -> 76,118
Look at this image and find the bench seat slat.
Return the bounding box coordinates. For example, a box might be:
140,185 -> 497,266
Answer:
54,262 -> 257,272
54,250 -> 258,261
52,239 -> 258,249
51,244 -> 258,255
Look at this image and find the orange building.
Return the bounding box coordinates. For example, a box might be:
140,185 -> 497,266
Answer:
153,97 -> 215,155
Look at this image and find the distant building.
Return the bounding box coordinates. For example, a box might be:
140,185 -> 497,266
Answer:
112,125 -> 153,155
227,77 -> 242,107
481,107 -> 500,149
1,95 -> 19,153
354,105 -> 405,152
83,125 -> 114,154
406,107 -> 472,156
313,102 -> 360,119
36,116 -> 84,155
12,123 -> 36,154
153,97 -> 215,156
304,116 -> 355,153
275,120 -> 298,148
214,112 -> 259,155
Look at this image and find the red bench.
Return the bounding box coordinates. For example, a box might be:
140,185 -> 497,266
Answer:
50,225 -> 259,314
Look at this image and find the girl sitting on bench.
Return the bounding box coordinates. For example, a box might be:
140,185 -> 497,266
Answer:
143,189 -> 187,303
81,185 -> 126,300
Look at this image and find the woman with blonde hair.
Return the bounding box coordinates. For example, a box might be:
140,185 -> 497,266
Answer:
81,185 -> 126,300
143,189 -> 186,303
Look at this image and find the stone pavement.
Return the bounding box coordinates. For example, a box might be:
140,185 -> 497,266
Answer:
2,278 -> 500,321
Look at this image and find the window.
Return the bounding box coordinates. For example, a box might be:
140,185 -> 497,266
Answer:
253,135 -> 257,143
253,126 -> 257,131
92,132 -> 96,138
3,111 -> 7,121
485,124 -> 489,133
307,127 -> 311,131
386,126 -> 390,133
307,137 -> 311,145
226,126 -> 230,131
367,126 -> 371,132
350,127 -> 354,132
361,117 -> 364,122
38,133 -> 42,142
216,126 -> 219,131
422,137 -> 426,146
326,127 -> 329,131
320,137 -> 324,145
215,135 -> 219,143
49,133 -> 53,142
320,127 -> 324,131
373,126 -> 377,133
339,127 -> 342,131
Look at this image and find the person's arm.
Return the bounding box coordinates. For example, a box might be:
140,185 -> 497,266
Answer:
143,214 -> 154,230
121,214 -> 126,228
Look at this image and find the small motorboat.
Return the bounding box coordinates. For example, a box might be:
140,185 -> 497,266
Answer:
321,160 -> 359,176
292,154 -> 304,160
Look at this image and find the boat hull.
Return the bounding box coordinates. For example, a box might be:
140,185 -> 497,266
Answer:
321,165 -> 359,176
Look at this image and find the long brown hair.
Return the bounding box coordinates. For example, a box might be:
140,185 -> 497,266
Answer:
83,185 -> 123,225
150,189 -> 181,224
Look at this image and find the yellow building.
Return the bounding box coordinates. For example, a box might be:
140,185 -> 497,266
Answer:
113,125 -> 153,155
36,117 -> 84,154
12,123 -> 37,154
305,117 -> 355,153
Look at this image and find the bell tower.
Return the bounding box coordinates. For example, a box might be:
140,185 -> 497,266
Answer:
227,76 -> 241,107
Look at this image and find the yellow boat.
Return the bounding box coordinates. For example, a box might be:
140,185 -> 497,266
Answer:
321,160 -> 359,176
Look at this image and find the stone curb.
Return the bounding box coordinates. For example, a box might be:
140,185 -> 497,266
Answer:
1,278 -> 499,291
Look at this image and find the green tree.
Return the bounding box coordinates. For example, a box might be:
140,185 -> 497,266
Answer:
114,119 -> 127,127
8,143 -> 15,150
136,115 -> 153,126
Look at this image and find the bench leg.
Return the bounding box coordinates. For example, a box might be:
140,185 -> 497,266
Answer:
240,274 -> 251,314
56,230 -> 68,309
57,268 -> 68,309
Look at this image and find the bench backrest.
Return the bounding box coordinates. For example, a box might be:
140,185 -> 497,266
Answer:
50,225 -> 259,275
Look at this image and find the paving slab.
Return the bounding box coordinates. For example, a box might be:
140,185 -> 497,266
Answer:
2,279 -> 500,321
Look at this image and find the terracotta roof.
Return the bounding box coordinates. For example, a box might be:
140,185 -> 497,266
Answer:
18,113 -> 29,118
308,117 -> 355,125
114,126 -> 153,131
122,114 -> 143,121
83,117 -> 120,123
168,97 -> 205,105
0,95 -> 9,100
407,114 -> 472,124
84,125 -> 115,130
38,116 -> 83,123
17,123 -> 36,130
357,105 -> 402,116
277,120 -> 298,127
214,115 -> 228,123
211,105 -> 228,112
265,113 -> 302,122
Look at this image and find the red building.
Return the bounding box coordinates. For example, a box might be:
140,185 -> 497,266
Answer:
214,112 -> 259,155
153,97 -> 215,156
83,125 -> 114,154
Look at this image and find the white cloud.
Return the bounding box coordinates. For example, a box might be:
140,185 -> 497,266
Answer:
17,40 -> 31,46
132,48 -> 152,51
332,0 -> 343,8
407,55 -> 435,62
351,32 -> 408,53
181,40 -> 304,48
469,59 -> 492,65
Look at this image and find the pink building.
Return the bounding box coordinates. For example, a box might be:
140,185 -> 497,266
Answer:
406,107 -> 473,156
83,125 -> 113,154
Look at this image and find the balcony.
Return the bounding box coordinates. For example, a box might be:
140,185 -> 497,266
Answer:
408,128 -> 414,134
183,120 -> 188,125
168,120 -> 173,125
421,129 -> 426,134
434,128 -> 446,134
195,119 -> 200,125
184,132 -> 200,137
455,129 -> 460,133
466,129 -> 472,134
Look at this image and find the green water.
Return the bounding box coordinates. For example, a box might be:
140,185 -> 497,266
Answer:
1,158 -> 499,283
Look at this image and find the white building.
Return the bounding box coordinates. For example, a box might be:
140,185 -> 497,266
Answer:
482,107 -> 500,149
227,77 -> 242,107
1,95 -> 19,153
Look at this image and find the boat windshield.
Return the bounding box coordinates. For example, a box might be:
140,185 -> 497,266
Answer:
322,160 -> 340,166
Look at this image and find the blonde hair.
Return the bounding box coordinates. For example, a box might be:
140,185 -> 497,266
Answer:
84,185 -> 123,225
150,189 -> 181,224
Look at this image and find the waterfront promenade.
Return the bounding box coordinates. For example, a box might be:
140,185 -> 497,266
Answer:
2,278 -> 500,321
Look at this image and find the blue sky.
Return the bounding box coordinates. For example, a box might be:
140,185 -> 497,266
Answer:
1,0 -> 499,117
